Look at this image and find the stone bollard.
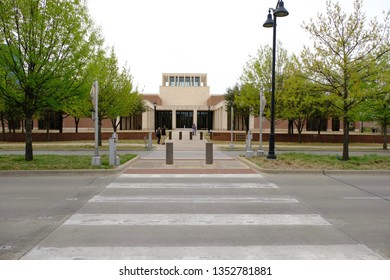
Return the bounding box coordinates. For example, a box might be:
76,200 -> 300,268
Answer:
179,131 -> 182,140
166,142 -> 173,165
206,142 -> 213,164
109,133 -> 120,166
148,132 -> 153,151
200,131 -> 203,140
246,131 -> 254,158
189,131 -> 193,140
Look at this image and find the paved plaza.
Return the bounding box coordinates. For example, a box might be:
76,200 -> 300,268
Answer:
1,130 -> 383,260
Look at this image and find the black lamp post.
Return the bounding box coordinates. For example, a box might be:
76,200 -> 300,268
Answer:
153,101 -> 157,132
208,105 -> 211,133
263,0 -> 289,159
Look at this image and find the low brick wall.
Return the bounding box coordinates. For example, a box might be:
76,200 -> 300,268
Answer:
0,131 -> 156,142
0,131 -> 384,144
211,131 -> 384,144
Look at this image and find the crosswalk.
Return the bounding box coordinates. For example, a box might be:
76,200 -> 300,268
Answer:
23,173 -> 381,260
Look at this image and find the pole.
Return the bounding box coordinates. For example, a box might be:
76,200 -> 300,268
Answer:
257,90 -> 265,156
92,80 -> 101,166
267,16 -> 277,159
229,106 -> 234,148
154,104 -> 157,132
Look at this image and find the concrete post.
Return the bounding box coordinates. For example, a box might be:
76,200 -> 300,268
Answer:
148,132 -> 152,151
206,142 -> 213,164
109,137 -> 115,166
166,142 -> 173,165
109,133 -> 120,166
246,131 -> 254,158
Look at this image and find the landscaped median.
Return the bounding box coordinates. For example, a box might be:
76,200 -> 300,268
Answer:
0,154 -> 137,170
245,153 -> 390,171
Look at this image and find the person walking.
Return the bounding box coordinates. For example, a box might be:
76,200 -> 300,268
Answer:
161,125 -> 166,145
156,127 -> 161,144
192,123 -> 197,136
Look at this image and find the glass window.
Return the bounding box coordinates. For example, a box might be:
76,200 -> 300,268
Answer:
169,77 -> 175,86
194,77 -> 200,86
179,77 -> 184,86
176,111 -> 193,128
185,77 -> 191,86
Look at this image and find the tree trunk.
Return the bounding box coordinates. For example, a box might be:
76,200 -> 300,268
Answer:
111,118 -> 118,133
74,118 -> 80,133
288,120 -> 294,135
58,113 -> 63,133
245,114 -> 249,134
46,113 -> 50,141
383,122 -> 388,150
317,119 -> 322,135
98,119 -> 102,146
25,117 -> 34,161
0,112 -> 5,135
342,118 -> 350,160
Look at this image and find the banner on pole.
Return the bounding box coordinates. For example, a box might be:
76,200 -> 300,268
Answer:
90,81 -> 97,107
260,90 -> 267,114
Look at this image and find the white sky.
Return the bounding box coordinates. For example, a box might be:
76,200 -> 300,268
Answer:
87,0 -> 390,94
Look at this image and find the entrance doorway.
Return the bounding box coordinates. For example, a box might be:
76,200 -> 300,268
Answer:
176,111 -> 193,128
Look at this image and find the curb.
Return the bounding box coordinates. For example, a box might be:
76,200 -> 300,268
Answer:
237,156 -> 390,175
0,156 -> 139,177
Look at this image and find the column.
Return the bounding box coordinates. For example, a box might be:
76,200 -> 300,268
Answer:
172,109 -> 176,129
193,109 -> 198,128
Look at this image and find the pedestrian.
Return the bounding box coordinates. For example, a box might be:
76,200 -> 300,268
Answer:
161,125 -> 166,145
192,123 -> 197,136
156,127 -> 161,144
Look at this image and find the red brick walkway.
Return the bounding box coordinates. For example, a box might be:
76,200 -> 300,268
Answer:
123,168 -> 257,174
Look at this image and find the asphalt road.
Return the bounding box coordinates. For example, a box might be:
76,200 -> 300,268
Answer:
0,175 -> 116,259
1,171 -> 388,260
263,173 -> 390,259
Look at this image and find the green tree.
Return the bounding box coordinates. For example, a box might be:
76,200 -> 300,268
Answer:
0,0 -> 99,160
240,43 -> 289,126
224,84 -> 248,131
108,65 -> 144,132
281,56 -> 312,142
354,53 -> 390,150
89,48 -> 141,144
301,0 -> 390,160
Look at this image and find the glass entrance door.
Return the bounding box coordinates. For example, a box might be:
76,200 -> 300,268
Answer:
176,111 -> 193,128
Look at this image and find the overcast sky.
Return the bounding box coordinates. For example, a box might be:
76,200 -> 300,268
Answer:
87,0 -> 390,94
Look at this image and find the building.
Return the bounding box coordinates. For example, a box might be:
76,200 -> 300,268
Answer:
3,72 -> 373,134
125,73 -> 228,131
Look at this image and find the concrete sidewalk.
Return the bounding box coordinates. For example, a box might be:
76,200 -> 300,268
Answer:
125,130 -> 256,174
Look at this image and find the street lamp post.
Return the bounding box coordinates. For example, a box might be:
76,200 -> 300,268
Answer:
153,101 -> 157,132
208,105 -> 211,133
257,89 -> 266,156
229,105 -> 234,149
263,0 -> 289,159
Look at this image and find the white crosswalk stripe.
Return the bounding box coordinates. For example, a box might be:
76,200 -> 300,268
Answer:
23,173 -> 382,260
24,245 -> 380,260
65,214 -> 330,226
107,182 -> 278,189
89,195 -> 299,203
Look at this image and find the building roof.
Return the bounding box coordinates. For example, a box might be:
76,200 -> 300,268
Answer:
141,94 -> 162,105
208,95 -> 225,106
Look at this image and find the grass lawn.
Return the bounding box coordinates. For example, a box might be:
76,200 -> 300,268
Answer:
0,154 -> 137,170
247,153 -> 390,170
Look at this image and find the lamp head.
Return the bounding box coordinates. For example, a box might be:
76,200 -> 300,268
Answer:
274,0 -> 289,17
263,11 -> 274,28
